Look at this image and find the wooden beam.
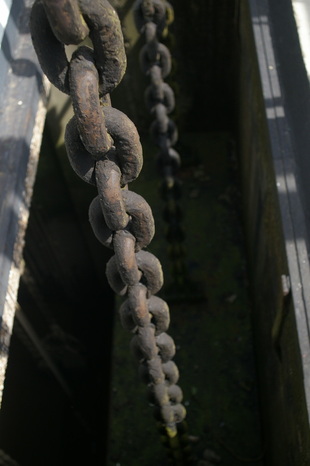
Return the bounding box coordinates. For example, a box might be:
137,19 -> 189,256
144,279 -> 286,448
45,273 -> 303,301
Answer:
239,0 -> 310,462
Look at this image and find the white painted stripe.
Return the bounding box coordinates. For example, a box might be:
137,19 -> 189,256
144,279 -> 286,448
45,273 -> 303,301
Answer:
292,0 -> 310,79
0,0 -> 12,46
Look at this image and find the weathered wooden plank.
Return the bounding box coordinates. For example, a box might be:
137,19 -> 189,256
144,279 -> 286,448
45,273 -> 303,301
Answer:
0,0 -> 49,403
239,0 -> 310,463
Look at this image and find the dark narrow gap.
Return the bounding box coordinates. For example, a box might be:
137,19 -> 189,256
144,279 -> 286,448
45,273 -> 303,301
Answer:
0,121 -> 115,465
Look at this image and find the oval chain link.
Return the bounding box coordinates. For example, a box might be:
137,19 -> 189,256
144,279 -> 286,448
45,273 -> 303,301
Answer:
133,0 -> 187,288
30,0 -> 187,442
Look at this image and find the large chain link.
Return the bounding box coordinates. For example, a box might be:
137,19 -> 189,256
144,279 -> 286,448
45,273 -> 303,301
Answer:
30,0 -> 187,446
133,0 -> 187,288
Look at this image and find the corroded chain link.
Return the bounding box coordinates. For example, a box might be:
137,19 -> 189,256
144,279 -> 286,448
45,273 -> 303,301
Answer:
133,0 -> 187,288
30,0 -> 187,448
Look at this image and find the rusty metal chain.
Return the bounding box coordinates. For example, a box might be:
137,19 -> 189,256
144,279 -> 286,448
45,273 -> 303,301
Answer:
133,0 -> 187,289
30,0 -> 189,456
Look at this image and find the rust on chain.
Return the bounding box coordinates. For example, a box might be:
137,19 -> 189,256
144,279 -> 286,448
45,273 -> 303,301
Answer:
141,0 -> 155,20
95,159 -> 130,231
148,66 -> 164,101
162,403 -> 186,426
139,356 -> 165,384
150,384 -> 184,416
30,0 -> 70,93
151,118 -> 178,149
120,296 -> 172,356
145,83 -> 175,113
127,284 -> 150,326
88,196 -> 114,248
134,0 -> 189,290
144,21 -> 158,62
113,231 -> 141,286
122,190 -> 154,250
149,383 -> 170,406
79,0 -> 127,94
102,107 -> 143,186
42,0 -> 89,45
119,301 -> 137,332
145,20 -> 157,41
30,0 -> 126,95
162,361 -> 179,385
69,47 -> 112,159
65,117 -> 97,185
149,66 -> 164,94
131,325 -> 159,361
106,250 -> 164,298
153,103 -> 169,132
119,283 -> 149,331
167,385 -> 183,404
135,250 -> 164,297
156,332 -> 175,362
65,107 -> 143,187
147,296 -> 170,335
134,0 -> 166,32
140,42 -> 171,78
89,191 -> 154,251
105,256 -> 128,297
